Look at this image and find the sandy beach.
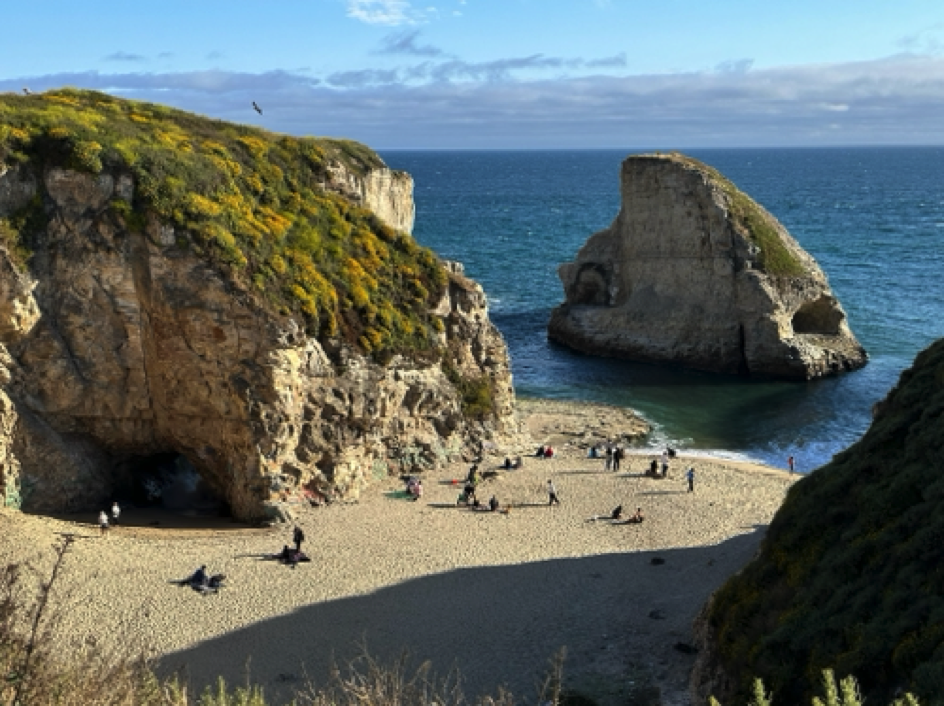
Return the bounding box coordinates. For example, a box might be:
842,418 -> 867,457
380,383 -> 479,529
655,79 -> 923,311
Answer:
0,402 -> 797,706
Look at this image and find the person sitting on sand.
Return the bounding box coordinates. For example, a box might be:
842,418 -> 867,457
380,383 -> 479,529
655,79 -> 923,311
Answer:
544,446 -> 555,459
610,504 -> 624,520
489,495 -> 500,512
649,458 -> 659,477
626,507 -> 644,524
512,455 -> 522,470
502,457 -> 513,470
408,479 -> 423,501
189,565 -> 208,588
535,445 -> 546,458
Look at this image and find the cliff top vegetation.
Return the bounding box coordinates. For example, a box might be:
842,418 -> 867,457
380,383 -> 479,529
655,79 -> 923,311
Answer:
634,152 -> 807,278
703,337 -> 944,704
0,88 -> 447,362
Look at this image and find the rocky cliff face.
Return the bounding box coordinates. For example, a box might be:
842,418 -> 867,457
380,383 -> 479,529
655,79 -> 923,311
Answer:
548,153 -> 867,380
0,163 -> 517,521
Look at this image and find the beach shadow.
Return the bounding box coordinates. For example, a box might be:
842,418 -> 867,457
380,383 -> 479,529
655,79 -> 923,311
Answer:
157,528 -> 770,703
638,490 -> 687,496
428,503 -> 462,509
383,491 -> 413,501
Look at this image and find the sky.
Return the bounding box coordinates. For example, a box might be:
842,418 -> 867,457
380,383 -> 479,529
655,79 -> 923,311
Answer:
1,0 -> 943,149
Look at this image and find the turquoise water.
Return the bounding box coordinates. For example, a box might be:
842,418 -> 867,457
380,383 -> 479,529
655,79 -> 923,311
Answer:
381,148 -> 944,472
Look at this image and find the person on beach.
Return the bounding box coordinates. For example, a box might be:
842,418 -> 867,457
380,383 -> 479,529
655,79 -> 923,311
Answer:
788,455 -> 795,473
649,458 -> 659,477
98,510 -> 109,537
544,445 -> 555,459
535,446 -> 545,458
189,565 -> 208,589
604,445 -> 613,471
512,455 -> 522,470
627,507 -> 644,523
489,495 -> 500,512
293,525 -> 305,553
547,479 -> 561,506
686,467 -> 695,492
613,446 -> 623,472
661,451 -> 669,478
110,501 -> 120,527
611,504 -> 623,520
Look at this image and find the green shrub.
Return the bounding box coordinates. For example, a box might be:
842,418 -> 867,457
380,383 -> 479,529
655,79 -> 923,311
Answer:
0,88 -> 449,363
705,338 -> 944,704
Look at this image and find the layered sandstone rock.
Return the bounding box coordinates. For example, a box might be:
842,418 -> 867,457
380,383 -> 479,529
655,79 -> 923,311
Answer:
0,165 -> 518,521
548,153 -> 867,380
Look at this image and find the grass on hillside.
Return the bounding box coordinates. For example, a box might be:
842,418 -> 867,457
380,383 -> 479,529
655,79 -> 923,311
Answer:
0,88 -> 446,362
704,338 -> 944,704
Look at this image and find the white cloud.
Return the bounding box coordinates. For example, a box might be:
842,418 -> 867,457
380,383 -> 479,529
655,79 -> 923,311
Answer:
6,55 -> 944,148
346,0 -> 419,26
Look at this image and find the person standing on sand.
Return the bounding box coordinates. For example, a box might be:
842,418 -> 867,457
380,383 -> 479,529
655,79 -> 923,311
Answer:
613,446 -> 622,472
604,444 -> 613,472
661,451 -> 669,478
293,525 -> 305,553
686,467 -> 695,492
111,501 -> 120,527
547,479 -> 561,506
788,455 -> 795,474
98,510 -> 109,537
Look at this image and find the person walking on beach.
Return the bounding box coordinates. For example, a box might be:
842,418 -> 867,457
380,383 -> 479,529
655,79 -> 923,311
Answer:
613,446 -> 622,472
547,479 -> 561,506
111,501 -> 120,527
788,455 -> 795,474
686,467 -> 695,492
293,525 -> 305,553
661,451 -> 670,478
604,445 -> 613,472
98,510 -> 109,537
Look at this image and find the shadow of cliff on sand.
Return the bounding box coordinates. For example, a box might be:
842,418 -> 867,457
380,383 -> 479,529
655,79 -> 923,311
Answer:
157,529 -> 768,704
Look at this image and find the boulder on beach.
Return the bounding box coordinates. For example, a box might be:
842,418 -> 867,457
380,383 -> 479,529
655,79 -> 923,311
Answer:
548,152 -> 867,380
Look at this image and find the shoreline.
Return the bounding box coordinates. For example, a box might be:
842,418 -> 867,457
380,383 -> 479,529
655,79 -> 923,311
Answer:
0,399 -> 798,706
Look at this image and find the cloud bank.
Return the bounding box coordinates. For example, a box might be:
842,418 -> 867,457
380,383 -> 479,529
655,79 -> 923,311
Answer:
3,54 -> 943,148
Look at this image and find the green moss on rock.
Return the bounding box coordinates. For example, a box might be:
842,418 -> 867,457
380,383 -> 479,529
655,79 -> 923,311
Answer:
665,152 -> 807,278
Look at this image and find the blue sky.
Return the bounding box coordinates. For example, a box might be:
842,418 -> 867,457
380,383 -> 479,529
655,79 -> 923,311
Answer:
2,0 -> 943,148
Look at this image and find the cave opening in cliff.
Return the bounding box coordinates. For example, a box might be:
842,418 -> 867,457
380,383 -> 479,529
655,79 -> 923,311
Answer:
792,296 -> 843,336
123,452 -> 229,517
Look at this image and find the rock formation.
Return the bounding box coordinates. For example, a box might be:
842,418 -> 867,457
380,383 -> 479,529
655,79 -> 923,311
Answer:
690,337 -> 944,704
0,90 -> 519,521
548,153 -> 867,380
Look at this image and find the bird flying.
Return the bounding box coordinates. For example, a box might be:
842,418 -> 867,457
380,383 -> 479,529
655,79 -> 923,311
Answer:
252,101 -> 262,115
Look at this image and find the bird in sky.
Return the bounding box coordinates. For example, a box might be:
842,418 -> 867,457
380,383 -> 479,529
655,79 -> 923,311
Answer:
252,101 -> 262,115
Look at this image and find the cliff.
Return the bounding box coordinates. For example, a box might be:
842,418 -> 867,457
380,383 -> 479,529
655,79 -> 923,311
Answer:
0,89 -> 518,521
691,338 -> 944,704
548,153 -> 867,380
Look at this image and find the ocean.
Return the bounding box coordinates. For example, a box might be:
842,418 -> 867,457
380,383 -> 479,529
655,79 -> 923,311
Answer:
380,148 -> 944,472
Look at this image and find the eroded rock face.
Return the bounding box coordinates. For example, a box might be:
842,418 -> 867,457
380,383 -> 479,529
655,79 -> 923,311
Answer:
0,166 -> 517,520
548,153 -> 867,380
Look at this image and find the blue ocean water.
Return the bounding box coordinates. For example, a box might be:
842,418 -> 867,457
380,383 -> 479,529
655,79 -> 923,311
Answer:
381,148 -> 944,472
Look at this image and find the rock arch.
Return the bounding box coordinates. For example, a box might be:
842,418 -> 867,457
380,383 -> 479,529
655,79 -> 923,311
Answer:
791,295 -> 844,336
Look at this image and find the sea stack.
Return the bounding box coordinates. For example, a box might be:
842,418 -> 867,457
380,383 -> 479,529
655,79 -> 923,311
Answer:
548,153 -> 867,380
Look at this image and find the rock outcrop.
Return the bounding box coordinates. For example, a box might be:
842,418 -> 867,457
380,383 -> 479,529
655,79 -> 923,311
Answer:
690,338 -> 944,704
0,91 -> 519,521
548,153 -> 867,380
